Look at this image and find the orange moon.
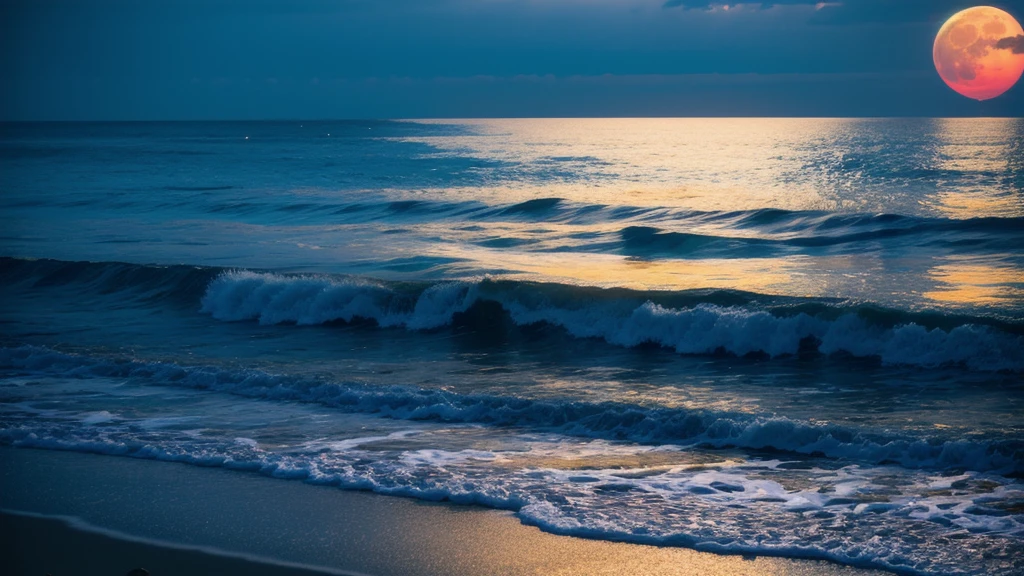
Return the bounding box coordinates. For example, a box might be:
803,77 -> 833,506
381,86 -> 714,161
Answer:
933,6 -> 1024,101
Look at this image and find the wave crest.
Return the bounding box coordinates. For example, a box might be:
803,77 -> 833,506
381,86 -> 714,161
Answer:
200,271 -> 1023,371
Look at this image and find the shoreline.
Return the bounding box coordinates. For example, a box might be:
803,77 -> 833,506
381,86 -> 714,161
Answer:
1,509 -> 357,576
0,446 -> 891,576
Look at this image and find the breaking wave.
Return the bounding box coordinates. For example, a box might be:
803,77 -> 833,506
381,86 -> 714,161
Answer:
2,345 -> 1021,474
198,270 -> 1022,371
3,257 -> 1020,371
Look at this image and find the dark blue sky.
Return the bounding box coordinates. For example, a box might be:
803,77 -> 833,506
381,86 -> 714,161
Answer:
3,0 -> 1023,119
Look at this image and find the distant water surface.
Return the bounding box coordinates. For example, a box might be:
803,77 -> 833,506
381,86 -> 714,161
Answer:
1,119 -> 1022,575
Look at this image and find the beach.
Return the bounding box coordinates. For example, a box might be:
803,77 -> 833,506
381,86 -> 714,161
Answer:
1,119 -> 1022,576
1,447 -> 889,576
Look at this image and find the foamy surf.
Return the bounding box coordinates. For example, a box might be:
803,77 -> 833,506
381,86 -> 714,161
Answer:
2,354 -> 1022,576
3,346 -> 1020,474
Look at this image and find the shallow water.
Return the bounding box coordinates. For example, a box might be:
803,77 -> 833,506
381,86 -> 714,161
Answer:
1,119 -> 1022,575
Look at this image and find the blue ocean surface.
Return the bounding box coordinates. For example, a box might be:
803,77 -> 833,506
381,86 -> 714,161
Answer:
1,119 -> 1022,575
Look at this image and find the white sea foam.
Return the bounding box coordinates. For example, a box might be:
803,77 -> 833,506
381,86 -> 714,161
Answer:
80,411 -> 116,425
3,416 -> 1022,576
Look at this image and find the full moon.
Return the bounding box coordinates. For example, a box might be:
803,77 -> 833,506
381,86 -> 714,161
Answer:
933,6 -> 1024,101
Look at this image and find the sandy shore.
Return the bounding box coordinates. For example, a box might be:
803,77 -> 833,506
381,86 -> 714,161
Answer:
0,447 -> 890,576
2,511 -> 352,576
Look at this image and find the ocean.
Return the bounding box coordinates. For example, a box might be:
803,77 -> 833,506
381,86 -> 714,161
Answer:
1,118 -> 1022,575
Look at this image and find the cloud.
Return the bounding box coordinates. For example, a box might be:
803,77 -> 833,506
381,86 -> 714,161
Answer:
663,0 -> 970,25
663,1 -> 818,8
995,34 -> 1024,54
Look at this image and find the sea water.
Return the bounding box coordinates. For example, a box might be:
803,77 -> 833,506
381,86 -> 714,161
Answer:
1,118 -> 1022,575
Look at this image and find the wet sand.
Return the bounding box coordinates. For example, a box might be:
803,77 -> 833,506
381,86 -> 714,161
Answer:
0,447 -> 890,576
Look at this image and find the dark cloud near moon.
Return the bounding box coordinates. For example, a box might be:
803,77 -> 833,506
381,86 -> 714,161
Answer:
996,34 -> 1024,54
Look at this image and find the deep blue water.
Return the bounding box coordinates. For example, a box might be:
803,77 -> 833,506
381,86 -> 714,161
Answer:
1,119 -> 1022,575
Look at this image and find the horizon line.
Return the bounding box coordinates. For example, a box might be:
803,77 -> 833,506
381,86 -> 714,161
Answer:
3,115 -> 1024,123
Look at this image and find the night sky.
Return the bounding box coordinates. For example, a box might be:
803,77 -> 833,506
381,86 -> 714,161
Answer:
3,0 -> 1024,119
